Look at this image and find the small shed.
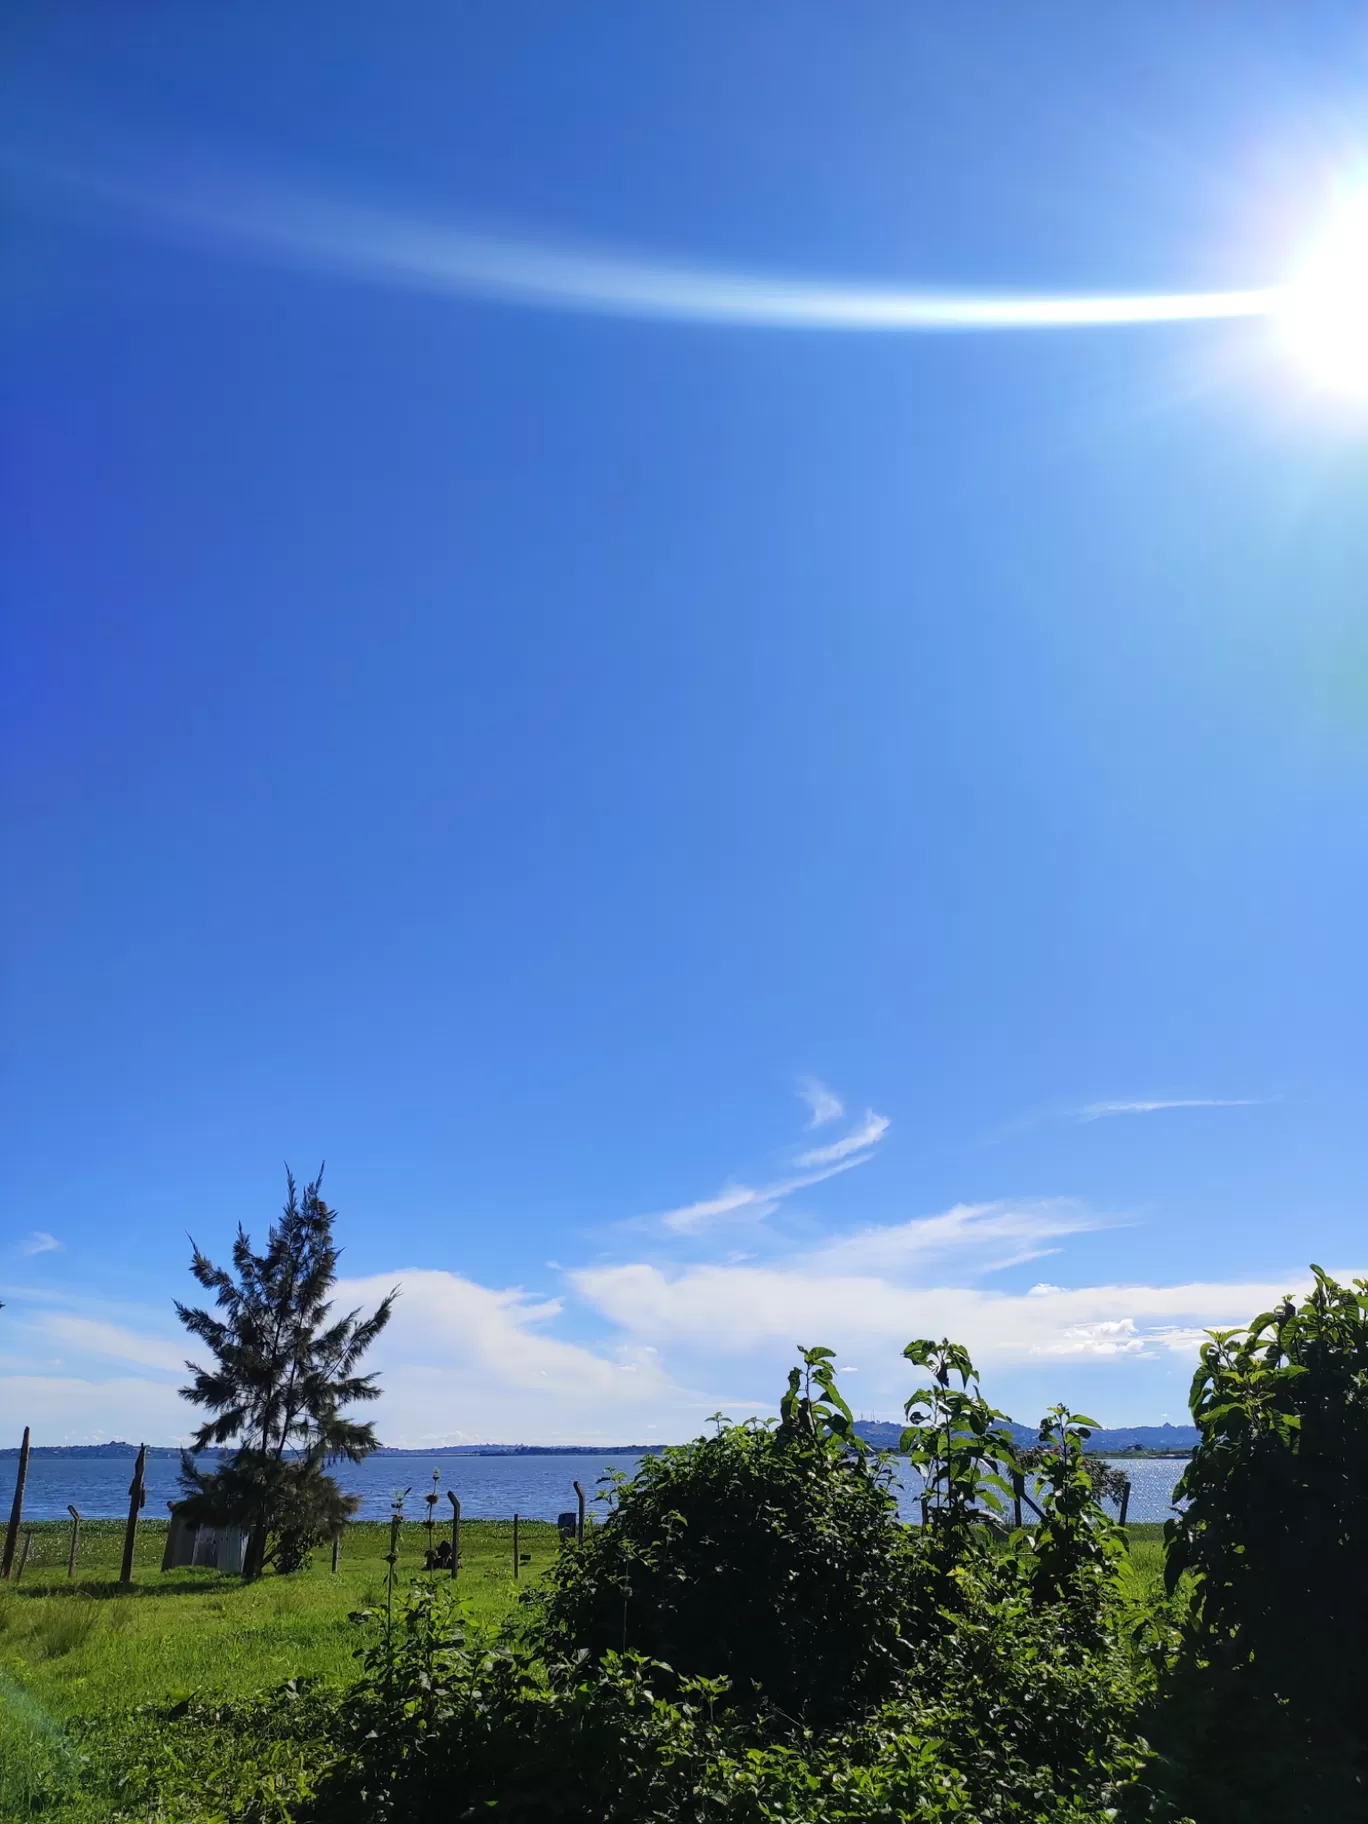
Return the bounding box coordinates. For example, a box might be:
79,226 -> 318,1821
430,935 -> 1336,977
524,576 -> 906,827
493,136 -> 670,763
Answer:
161,1507 -> 247,1574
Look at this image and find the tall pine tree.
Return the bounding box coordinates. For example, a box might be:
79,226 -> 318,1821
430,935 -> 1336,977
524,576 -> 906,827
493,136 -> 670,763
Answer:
176,1168 -> 395,1575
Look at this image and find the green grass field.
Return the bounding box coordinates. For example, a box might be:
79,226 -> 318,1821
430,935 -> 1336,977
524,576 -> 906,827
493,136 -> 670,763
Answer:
0,1519 -> 1168,1820
0,1516 -> 554,1819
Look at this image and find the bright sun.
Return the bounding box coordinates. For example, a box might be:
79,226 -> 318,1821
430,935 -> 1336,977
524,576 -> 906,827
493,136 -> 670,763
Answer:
1280,196 -> 1368,396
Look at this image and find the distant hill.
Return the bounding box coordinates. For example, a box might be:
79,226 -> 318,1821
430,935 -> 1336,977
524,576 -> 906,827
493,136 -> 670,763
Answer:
851,1419 -> 1197,1454
1071,1423 -> 1198,1453
0,1441 -> 189,1459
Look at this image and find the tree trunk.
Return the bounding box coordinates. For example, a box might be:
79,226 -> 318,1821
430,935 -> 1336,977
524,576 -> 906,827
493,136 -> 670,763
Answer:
245,1516 -> 269,1580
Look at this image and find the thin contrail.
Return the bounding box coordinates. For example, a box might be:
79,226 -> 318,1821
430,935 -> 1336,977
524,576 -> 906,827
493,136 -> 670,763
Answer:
16,154 -> 1284,333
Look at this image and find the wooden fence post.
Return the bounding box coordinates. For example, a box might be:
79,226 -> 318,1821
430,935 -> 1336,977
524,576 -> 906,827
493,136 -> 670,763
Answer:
15,1530 -> 33,1582
2,1425 -> 31,1579
1012,1472 -> 1024,1531
331,1528 -> 341,1574
424,1473 -> 440,1569
573,1480 -> 586,1544
448,1493 -> 461,1577
512,1512 -> 520,1580
67,1505 -> 81,1579
1119,1478 -> 1131,1529
120,1443 -> 147,1585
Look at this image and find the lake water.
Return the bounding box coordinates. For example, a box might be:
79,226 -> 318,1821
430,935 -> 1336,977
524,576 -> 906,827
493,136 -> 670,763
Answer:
0,1451 -> 1186,1526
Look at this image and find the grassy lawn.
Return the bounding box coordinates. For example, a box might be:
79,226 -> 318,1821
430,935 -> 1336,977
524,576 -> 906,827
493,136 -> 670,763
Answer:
0,1520 -> 1169,1820
0,1517 -> 550,1819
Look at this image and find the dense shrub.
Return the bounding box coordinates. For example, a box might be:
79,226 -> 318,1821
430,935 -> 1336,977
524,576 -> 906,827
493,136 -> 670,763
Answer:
536,1347 -> 913,1721
304,1344 -> 1170,1823
1154,1267 -> 1368,1819
308,1547 -> 1168,1823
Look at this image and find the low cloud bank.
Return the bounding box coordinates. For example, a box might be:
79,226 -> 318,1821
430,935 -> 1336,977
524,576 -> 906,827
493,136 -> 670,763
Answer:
4,1201 -> 1352,1445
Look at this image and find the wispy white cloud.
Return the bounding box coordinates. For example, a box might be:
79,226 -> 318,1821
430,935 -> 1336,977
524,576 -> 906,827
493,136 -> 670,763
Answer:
797,1110 -> 889,1167
654,1157 -> 871,1235
650,1103 -> 890,1234
796,1078 -> 844,1127
1078,1098 -> 1263,1121
19,1231 -> 63,1256
804,1199 -> 1108,1277
576,1200 -> 1120,1355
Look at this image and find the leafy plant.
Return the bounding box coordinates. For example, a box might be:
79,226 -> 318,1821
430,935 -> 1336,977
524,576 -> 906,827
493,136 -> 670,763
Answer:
310,1517 -> 1168,1824
536,1346 -> 912,1722
1018,1439 -> 1131,1511
1016,1406 -> 1126,1608
1155,1266 -> 1368,1818
899,1337 -> 1017,1546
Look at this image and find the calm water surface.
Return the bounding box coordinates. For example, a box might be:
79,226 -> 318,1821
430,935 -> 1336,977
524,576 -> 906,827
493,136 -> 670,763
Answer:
0,1451 -> 1186,1525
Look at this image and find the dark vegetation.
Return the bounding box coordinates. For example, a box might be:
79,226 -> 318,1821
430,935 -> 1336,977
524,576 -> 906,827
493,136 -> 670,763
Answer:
4,1215 -> 1366,1821
290,1342 -> 1168,1824
1156,1268 -> 1368,1821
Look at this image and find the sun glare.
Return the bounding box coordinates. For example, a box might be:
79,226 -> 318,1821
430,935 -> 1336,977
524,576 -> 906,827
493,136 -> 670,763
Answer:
1280,195 -> 1368,397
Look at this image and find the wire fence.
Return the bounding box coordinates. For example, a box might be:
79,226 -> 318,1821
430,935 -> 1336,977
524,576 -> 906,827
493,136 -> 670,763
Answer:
1,1515 -> 566,1586
2,1518 -> 169,1581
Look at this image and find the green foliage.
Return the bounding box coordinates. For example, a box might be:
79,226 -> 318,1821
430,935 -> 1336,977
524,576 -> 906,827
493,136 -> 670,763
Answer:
177,1451 -> 360,1574
1021,1443 -> 1131,1510
303,1346 -> 1169,1823
310,1541 -> 1168,1823
1155,1266 -> 1368,1818
65,1681 -> 338,1823
39,1318 -> 1350,1823
1017,1406 -> 1127,1610
174,1168 -> 395,1575
536,1347 -> 913,1721
899,1337 -> 1017,1548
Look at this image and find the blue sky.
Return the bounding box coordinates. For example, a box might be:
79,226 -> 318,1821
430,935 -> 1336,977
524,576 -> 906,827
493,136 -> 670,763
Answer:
4,5 -> 1368,1445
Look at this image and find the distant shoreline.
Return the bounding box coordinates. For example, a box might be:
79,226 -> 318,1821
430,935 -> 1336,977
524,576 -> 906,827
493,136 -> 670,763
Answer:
0,1442 -> 674,1460
3,1440 -> 1194,1461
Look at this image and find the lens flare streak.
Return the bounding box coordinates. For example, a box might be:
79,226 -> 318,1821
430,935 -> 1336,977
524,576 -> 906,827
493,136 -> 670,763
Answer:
23,157 -> 1285,334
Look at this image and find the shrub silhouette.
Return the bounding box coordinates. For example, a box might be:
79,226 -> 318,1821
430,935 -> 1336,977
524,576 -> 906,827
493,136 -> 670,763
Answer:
1158,1267 -> 1368,1818
536,1347 -> 912,1721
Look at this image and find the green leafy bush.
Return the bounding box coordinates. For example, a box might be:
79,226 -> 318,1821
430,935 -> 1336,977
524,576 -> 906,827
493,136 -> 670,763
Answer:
305,1344 -> 1170,1823
309,1546 -> 1168,1823
10,1335 -> 1198,1822
1155,1267 -> 1368,1819
536,1347 -> 913,1721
